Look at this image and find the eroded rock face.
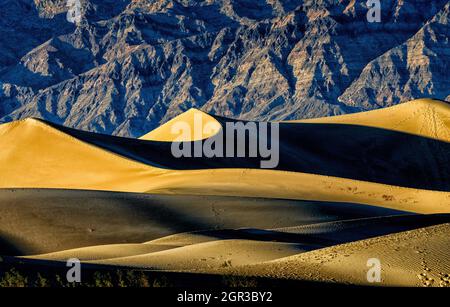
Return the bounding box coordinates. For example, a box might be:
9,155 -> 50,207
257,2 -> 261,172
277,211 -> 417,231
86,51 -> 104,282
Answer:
339,2 -> 450,110
0,0 -> 449,137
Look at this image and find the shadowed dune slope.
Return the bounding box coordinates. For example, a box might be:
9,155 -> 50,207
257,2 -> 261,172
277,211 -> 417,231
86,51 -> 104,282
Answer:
0,189 -> 406,255
146,214 -> 450,248
23,214 -> 450,272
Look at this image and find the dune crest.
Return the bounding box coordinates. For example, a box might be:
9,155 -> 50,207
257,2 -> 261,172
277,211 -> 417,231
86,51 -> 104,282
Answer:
143,169 -> 450,214
139,108 -> 221,142
0,117 -> 165,191
290,99 -> 450,143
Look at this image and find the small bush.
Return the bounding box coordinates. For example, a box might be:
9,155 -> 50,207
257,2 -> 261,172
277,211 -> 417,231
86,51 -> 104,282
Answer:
0,268 -> 29,287
222,275 -> 258,287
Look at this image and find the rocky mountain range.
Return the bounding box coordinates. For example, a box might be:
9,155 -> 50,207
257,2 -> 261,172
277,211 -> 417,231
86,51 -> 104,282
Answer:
0,0 -> 449,137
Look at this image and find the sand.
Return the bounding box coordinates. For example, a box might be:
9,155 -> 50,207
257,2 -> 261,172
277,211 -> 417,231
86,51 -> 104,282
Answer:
1,102 -> 450,214
88,240 -> 307,270
0,189 -> 403,255
139,108 -> 221,141
142,99 -> 450,143
21,215 -> 450,280
141,169 -> 450,214
289,98 -> 450,143
1,98 -> 450,287
228,223 -> 450,287
0,118 -> 165,191
23,243 -> 179,262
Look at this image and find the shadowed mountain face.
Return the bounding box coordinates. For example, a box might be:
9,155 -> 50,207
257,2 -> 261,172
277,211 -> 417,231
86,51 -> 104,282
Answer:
0,0 -> 449,137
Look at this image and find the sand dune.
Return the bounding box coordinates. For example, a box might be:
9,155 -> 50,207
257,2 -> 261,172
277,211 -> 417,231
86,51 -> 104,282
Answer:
0,118 -> 165,191
1,99 -> 450,214
290,99 -> 450,143
139,108 -> 221,142
23,243 -> 179,262
47,103 -> 450,192
1,99 -> 450,286
88,240 -> 306,271
231,223 -> 450,287
144,99 -> 450,143
0,189 -> 404,255
22,214 -> 450,274
146,214 -> 450,248
142,169 -> 450,214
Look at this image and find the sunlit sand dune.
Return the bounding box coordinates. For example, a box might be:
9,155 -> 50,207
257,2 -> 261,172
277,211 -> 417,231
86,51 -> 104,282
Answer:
231,223 -> 450,287
0,99 -> 449,214
89,240 -> 306,271
142,170 -> 450,214
1,99 -> 450,287
139,108 -> 221,142
143,99 -> 450,143
0,118 -> 165,191
290,99 -> 450,143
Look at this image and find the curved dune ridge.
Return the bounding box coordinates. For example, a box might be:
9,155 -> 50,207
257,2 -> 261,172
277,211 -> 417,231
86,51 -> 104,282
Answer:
0,99 -> 449,213
1,98 -> 450,286
0,117 -> 166,191
139,108 -> 222,142
290,98 -> 450,143
22,214 -> 450,276
0,189 -> 407,255
228,223 -> 450,287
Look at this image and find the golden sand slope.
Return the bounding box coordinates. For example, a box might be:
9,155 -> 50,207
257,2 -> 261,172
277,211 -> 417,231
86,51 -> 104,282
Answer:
23,243 -> 179,262
25,239 -> 307,271
89,240 -> 305,270
289,99 -> 450,143
139,108 -> 221,141
229,223 -> 450,287
141,169 -> 450,214
0,99 -> 449,214
0,118 -> 165,191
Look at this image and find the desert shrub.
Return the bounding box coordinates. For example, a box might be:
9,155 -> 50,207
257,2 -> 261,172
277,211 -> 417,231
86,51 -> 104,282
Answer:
222,275 -> 258,287
0,268 -> 29,287
152,275 -> 170,287
92,271 -> 114,287
34,273 -> 51,287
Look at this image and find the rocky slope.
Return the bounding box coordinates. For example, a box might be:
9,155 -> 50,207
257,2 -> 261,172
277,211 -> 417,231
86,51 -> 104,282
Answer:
0,0 -> 449,137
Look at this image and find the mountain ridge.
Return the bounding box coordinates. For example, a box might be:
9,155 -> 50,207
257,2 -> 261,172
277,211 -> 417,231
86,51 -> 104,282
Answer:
1,0 -> 449,137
